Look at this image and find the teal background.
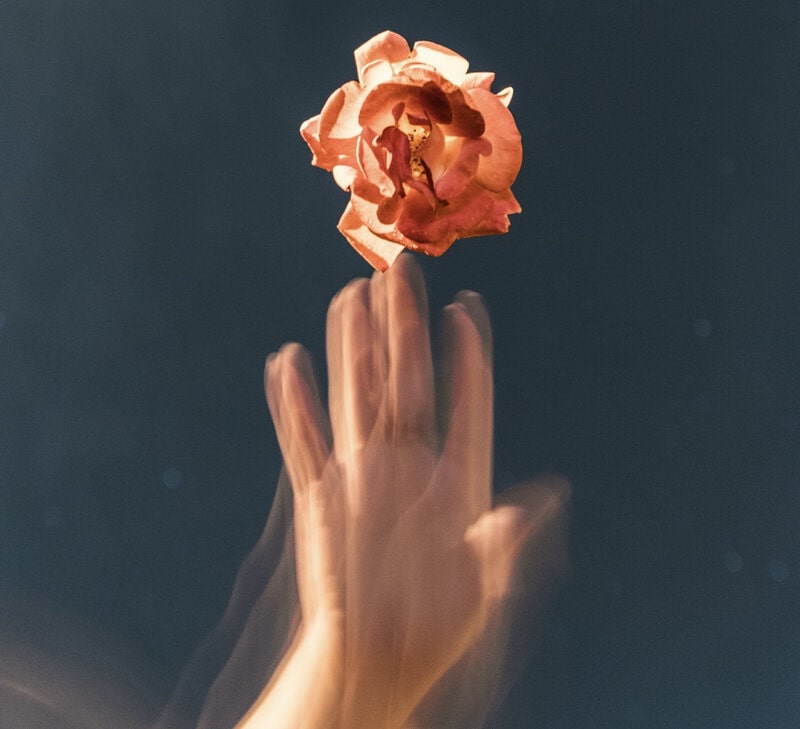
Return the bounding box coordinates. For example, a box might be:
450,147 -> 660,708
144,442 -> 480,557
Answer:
1,2 -> 799,726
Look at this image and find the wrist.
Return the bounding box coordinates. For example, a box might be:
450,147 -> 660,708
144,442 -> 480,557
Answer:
234,613 -> 344,729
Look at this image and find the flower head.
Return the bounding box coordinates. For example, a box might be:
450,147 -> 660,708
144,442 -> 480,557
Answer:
301,31 -> 522,271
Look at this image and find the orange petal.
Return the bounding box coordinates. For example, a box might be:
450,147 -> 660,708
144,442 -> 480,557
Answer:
410,40 -> 470,85
356,133 -> 394,197
440,86 -> 485,138
358,80 -> 445,130
496,86 -> 514,107
434,137 -> 492,201
299,114 -> 325,166
300,115 -> 355,170
397,182 -> 511,246
332,164 -> 358,190
337,202 -> 406,271
462,72 -> 496,91
319,81 -> 365,142
360,58 -> 395,88
460,189 -> 522,238
354,31 -> 411,84
468,88 -> 522,192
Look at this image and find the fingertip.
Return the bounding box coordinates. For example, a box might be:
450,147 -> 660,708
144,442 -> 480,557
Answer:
282,342 -> 316,389
264,345 -> 289,411
264,349 -> 279,390
326,277 -> 373,378
389,253 -> 429,323
453,290 -> 492,361
465,506 -> 530,602
383,254 -> 435,444
497,475 -> 573,525
369,261 -> 388,332
265,342 -> 306,395
327,279 -> 371,334
326,276 -> 381,460
327,276 -> 371,329
441,301 -> 490,373
266,342 -> 332,491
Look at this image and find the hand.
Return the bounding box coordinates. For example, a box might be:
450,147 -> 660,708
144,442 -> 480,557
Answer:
243,256 -> 566,729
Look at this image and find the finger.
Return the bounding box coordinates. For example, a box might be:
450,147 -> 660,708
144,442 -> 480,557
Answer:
265,343 -> 331,497
383,254 -> 435,444
265,347 -> 345,618
326,277 -> 379,468
368,262 -> 389,386
304,459 -> 346,617
466,478 -> 571,605
453,290 -> 492,362
439,295 -> 494,518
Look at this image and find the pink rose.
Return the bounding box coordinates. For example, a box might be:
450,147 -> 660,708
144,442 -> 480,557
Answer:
301,31 -> 523,271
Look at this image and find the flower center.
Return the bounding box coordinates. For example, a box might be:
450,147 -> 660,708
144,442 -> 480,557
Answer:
378,107 -> 445,205
406,124 -> 429,154
398,117 -> 430,179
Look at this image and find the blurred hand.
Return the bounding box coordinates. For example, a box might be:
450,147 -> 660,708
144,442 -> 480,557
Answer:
240,256 -> 557,729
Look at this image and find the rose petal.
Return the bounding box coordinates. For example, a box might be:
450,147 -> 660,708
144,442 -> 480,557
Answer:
460,189 -> 522,237
350,179 -> 397,234
299,114 -> 324,163
397,182 -> 494,244
418,116 -> 446,179
394,191 -> 461,255
468,88 -> 522,192
356,132 -> 395,197
332,164 -> 358,190
354,31 -> 410,84
302,31 -> 522,268
376,125 -> 413,195
440,86 -> 485,138
434,137 -> 492,201
319,81 -> 366,142
414,236 -> 458,257
337,201 -> 406,271
405,174 -> 439,210
358,80 -> 448,130
362,67 -> 483,138
419,81 -> 453,124
411,41 -> 470,85
399,61 -> 451,85
358,83 -> 409,131
350,179 -> 436,243
360,59 -> 395,88
462,72 -> 496,91
301,115 -> 355,169
496,86 -> 514,107
377,194 -> 402,225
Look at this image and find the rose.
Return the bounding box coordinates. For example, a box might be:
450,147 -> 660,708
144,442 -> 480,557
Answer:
301,31 -> 523,271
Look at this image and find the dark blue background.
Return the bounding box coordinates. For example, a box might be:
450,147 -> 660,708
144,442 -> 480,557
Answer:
2,1 -> 799,727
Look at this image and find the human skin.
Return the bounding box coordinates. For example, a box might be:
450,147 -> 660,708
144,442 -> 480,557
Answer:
235,256 -> 557,729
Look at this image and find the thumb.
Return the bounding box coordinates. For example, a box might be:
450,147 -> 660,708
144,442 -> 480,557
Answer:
465,478 -> 570,603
